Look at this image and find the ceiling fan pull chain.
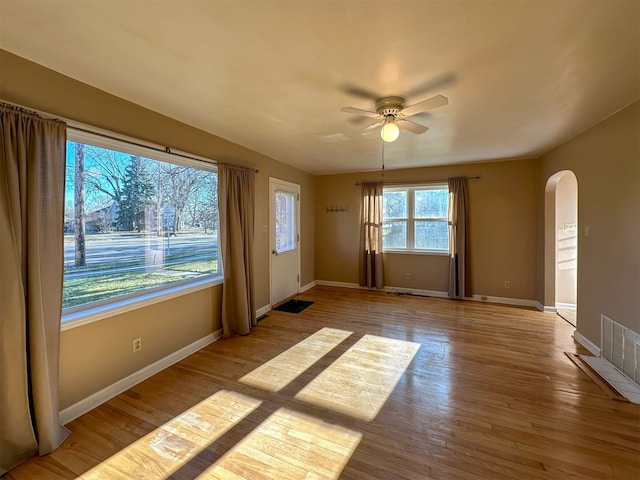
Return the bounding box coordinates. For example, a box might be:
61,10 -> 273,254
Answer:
381,140 -> 385,182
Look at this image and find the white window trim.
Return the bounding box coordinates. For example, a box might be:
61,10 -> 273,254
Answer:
67,128 -> 217,172
62,126 -> 221,330
383,184 -> 449,254
61,276 -> 222,331
383,249 -> 449,256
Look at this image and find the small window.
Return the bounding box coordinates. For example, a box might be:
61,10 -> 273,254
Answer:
275,190 -> 297,253
382,185 -> 449,253
62,130 -> 220,318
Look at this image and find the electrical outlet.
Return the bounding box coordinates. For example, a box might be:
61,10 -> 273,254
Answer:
504,280 -> 511,289
132,337 -> 142,353
405,272 -> 411,280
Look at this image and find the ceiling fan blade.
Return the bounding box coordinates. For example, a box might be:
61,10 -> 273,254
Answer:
340,106 -> 380,118
341,83 -> 379,100
402,95 -> 448,117
362,120 -> 384,133
397,119 -> 429,134
405,73 -> 456,98
347,115 -> 374,126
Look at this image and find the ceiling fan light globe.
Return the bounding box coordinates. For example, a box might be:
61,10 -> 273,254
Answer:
381,122 -> 399,142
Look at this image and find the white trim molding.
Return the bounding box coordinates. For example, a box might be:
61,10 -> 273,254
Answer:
468,294 -> 539,309
557,302 -> 577,311
315,280 -> 363,289
256,282 -> 316,318
59,329 -> 223,425
386,287 -> 448,298
315,281 -> 445,299
315,281 -> 538,308
300,281 -> 317,293
62,277 -> 222,331
543,305 -> 558,314
573,330 -> 601,356
256,304 -> 271,319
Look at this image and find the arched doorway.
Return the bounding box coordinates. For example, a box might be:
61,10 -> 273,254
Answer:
544,171 -> 578,325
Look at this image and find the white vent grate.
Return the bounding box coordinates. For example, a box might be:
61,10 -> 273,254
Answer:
601,314 -> 640,386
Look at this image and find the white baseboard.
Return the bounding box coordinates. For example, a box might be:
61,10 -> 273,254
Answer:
385,286 -> 448,298
315,280 -> 363,289
59,329 -> 223,425
315,280 -> 445,298
256,282 -> 316,318
256,304 -> 271,318
557,302 -> 577,311
543,305 -> 558,313
315,281 -> 537,308
468,294 -> 539,309
300,281 -> 316,293
573,330 -> 601,356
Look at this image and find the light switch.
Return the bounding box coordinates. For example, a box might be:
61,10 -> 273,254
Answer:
262,224 -> 268,233
584,226 -> 589,237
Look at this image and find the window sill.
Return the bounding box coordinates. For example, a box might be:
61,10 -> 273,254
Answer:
61,276 -> 223,331
383,250 -> 449,257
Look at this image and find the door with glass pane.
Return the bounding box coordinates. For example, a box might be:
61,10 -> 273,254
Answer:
270,178 -> 300,306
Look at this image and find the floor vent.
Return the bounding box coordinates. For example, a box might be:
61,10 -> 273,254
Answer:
601,314 -> 640,385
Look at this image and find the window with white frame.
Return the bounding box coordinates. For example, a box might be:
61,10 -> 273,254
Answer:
382,184 -> 449,253
62,129 -> 220,319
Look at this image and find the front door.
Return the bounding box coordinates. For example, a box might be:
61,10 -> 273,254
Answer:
270,178 -> 300,306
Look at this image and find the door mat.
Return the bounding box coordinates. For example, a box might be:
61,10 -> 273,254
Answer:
274,299 -> 314,314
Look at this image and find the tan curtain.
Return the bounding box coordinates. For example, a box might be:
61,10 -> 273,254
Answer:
218,164 -> 256,338
0,103 -> 70,474
359,182 -> 384,289
448,177 -> 470,299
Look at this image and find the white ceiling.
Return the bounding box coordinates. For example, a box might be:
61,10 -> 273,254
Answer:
1,1 -> 638,174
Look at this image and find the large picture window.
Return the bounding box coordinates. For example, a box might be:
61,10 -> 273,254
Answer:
382,184 -> 449,253
63,130 -> 220,319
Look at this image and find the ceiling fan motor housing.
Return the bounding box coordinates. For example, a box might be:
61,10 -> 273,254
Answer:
375,96 -> 405,118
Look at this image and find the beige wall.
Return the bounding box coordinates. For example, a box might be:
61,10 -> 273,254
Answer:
315,158 -> 539,300
538,101 -> 640,346
59,287 -> 221,408
3,46 -> 637,408
0,50 -> 315,408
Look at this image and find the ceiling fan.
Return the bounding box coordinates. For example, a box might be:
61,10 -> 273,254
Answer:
340,94 -> 448,142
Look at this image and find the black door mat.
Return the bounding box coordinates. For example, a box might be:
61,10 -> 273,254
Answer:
274,299 -> 314,314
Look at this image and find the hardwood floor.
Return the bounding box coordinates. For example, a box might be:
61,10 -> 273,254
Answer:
6,286 -> 640,479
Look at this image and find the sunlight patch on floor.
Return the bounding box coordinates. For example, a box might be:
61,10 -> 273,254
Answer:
77,332 -> 417,478
196,408 -> 362,480
78,390 -> 261,479
239,327 -> 353,392
295,334 -> 421,421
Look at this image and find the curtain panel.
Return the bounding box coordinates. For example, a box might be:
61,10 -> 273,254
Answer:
218,164 -> 256,338
0,103 -> 70,474
359,182 -> 384,289
448,176 -> 470,299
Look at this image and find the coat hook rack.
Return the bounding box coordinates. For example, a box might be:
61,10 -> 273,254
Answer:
325,205 -> 349,213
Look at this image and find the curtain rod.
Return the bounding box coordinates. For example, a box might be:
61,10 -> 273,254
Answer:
0,101 -> 260,173
355,175 -> 480,186
69,126 -> 259,173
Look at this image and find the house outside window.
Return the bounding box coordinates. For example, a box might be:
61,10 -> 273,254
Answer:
62,129 -> 220,321
382,184 -> 449,253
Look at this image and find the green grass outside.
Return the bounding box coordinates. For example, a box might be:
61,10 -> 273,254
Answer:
63,258 -> 218,309
64,249 -> 216,273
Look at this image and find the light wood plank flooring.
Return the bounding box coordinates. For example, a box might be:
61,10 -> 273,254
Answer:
6,286 -> 640,479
